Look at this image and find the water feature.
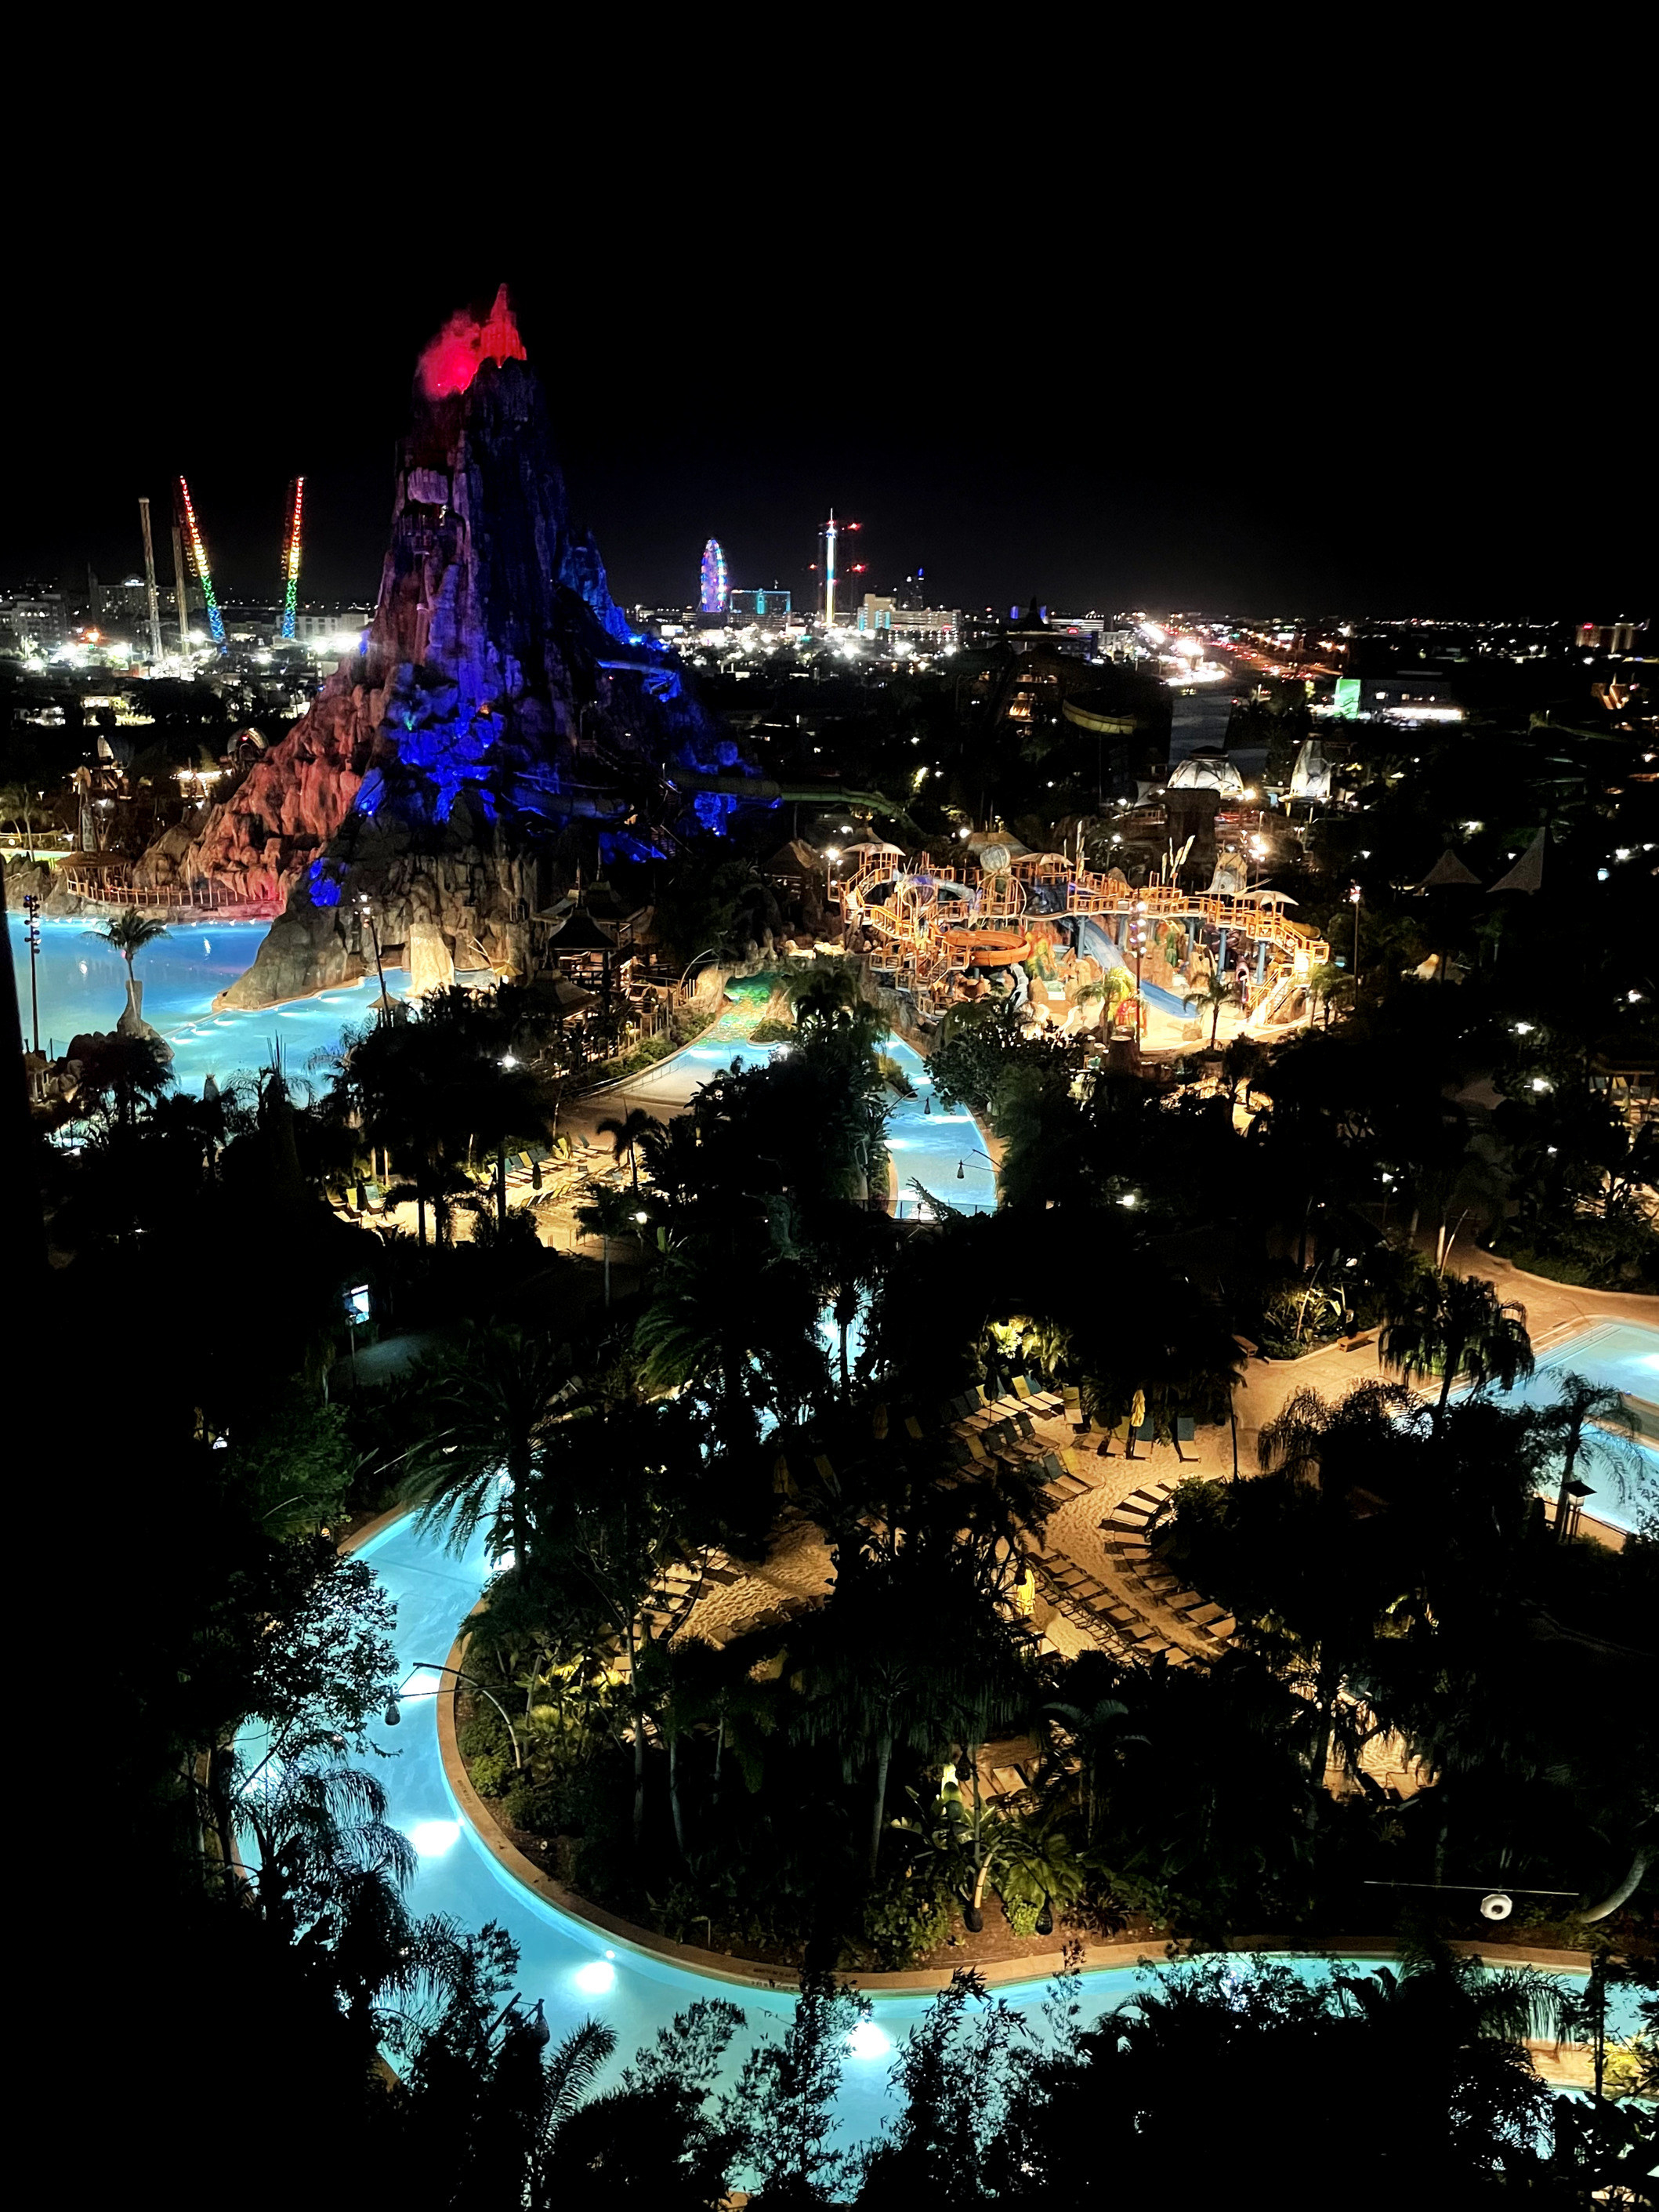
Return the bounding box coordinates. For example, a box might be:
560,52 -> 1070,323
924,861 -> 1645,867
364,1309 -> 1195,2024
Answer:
8,915 -> 401,1094
236,1507 -> 1636,2144
612,1024 -> 998,1217
1490,1319 -> 1659,1535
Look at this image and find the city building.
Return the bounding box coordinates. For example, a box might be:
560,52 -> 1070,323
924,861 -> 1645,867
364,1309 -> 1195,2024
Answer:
855,594 -> 958,644
0,591 -> 69,654
93,574 -> 200,632
1575,618 -> 1644,654
1045,612 -> 1137,659
729,586 -> 792,623
1360,673 -> 1460,720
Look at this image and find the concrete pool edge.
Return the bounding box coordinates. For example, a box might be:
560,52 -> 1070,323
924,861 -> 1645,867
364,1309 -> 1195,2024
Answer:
430,1609 -> 1599,1999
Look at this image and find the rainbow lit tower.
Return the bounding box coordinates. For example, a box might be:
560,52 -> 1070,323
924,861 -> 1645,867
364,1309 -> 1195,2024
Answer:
280,476 -> 305,639
176,476 -> 226,648
699,536 -> 729,615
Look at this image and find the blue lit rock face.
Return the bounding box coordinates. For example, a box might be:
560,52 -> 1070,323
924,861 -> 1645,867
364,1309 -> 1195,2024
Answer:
142,313 -> 736,1011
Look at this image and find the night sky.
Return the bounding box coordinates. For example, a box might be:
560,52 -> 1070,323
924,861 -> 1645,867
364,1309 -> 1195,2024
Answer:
15,143 -> 1646,625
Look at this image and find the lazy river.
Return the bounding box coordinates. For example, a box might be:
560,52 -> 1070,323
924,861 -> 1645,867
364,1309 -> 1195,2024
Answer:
236,1507 -> 1639,2142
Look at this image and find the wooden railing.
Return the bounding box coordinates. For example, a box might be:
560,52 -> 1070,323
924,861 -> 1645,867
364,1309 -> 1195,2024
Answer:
63,870 -> 255,912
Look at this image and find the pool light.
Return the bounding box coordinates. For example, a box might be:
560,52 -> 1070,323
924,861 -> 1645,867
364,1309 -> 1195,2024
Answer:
408,1820 -> 461,1857
574,1959 -> 616,1995
846,2022 -> 889,2058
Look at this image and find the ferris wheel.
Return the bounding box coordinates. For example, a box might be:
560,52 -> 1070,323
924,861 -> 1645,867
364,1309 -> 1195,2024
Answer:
699,537 -> 729,615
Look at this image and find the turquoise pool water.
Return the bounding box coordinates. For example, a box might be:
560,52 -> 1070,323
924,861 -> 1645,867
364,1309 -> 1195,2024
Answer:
237,1510 -> 1637,2139
617,1029 -> 998,1217
9,923 -> 990,1217
1488,1321 -> 1659,1535
8,915 -> 400,1095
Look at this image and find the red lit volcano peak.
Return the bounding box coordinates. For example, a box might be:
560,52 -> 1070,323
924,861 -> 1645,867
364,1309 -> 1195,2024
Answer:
418,284 -> 528,400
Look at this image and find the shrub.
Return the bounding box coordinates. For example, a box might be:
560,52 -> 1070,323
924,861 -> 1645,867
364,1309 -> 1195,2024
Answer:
469,1751 -> 513,1798
458,1709 -> 509,1762
502,1779 -> 565,1833
860,1868 -> 957,1969
748,1017 -> 796,1043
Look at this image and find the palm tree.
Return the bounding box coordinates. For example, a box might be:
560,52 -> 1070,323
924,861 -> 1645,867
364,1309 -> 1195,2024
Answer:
597,1106 -> 658,1196
0,780 -> 42,857
72,1028 -> 174,1129
1042,1681 -> 1147,1842
1183,966 -> 1233,1047
576,1180 -> 643,1307
89,906 -> 170,1029
401,1325 -> 578,1566
807,1203 -> 895,1392
1381,1270 -> 1533,1423
635,1233 -> 828,1445
791,1541 -> 990,1878
1306,960 -> 1352,1028
1533,1369 -> 1643,1542
233,1752 -> 415,1947
637,1113 -> 704,1207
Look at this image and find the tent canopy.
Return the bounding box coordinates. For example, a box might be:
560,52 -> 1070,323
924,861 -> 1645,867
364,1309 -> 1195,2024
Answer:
1488,829 -> 1546,894
1416,848 -> 1483,890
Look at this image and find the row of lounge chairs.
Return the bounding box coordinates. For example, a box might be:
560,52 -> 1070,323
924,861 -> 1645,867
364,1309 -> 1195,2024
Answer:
348,1134 -> 603,1215
1100,1481 -> 1236,1652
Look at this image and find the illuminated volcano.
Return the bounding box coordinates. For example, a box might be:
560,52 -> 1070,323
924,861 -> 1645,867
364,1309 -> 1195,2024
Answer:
139,289 -> 742,1008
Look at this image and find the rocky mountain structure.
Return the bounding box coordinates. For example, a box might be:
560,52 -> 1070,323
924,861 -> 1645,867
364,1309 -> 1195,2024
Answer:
136,288 -> 744,1010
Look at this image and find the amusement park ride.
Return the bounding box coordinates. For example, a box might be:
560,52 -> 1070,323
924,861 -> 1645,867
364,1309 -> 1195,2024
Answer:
835,846 -> 1330,1036
159,471 -> 306,655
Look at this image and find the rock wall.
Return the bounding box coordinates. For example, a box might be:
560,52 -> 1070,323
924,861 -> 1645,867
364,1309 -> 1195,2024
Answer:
136,685 -> 367,912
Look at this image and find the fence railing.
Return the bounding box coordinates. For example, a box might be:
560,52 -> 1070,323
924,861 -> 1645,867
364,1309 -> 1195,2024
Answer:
63,871 -> 255,912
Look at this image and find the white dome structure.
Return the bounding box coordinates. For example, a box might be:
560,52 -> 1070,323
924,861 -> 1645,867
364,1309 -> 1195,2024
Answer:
1168,752 -> 1245,797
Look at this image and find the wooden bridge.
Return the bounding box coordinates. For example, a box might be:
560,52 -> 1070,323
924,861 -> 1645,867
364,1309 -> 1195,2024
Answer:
62,865 -> 271,916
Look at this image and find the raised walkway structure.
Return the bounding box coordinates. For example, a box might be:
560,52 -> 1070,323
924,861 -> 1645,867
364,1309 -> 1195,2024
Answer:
61,859 -> 273,916
835,847 -> 1329,1030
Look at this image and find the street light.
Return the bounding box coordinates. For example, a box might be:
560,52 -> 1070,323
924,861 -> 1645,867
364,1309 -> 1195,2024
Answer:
1349,881 -> 1361,983
20,891 -> 42,1054
357,894 -> 390,1019
384,1661 -> 523,1769
677,947 -> 720,998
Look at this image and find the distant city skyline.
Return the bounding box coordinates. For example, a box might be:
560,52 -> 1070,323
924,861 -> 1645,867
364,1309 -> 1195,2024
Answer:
14,266 -> 1648,622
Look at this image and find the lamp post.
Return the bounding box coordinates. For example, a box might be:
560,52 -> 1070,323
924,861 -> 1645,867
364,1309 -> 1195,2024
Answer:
1349,881 -> 1361,983
824,847 -> 841,931
20,891 -> 42,1053
357,894 -> 390,1019
676,947 -> 719,1005
384,1660 -> 523,1770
